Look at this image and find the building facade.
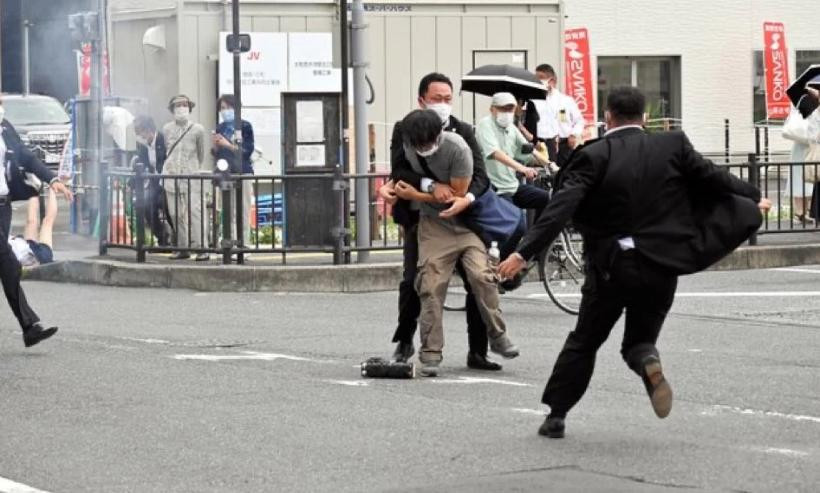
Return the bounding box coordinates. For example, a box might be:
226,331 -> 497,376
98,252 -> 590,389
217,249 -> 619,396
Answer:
563,0 -> 815,153
108,0 -> 564,170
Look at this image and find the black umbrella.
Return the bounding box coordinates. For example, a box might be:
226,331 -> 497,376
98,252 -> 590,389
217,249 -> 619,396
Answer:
787,64 -> 820,107
461,64 -> 547,100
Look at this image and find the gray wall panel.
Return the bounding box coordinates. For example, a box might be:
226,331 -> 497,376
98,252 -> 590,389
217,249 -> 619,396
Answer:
461,17 -> 487,124
435,16 -> 462,119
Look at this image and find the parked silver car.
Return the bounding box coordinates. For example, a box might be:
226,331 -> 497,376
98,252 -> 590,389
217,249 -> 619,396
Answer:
1,94 -> 71,169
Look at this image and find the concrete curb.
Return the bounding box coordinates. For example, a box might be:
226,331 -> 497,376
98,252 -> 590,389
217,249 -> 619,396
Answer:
22,243 -> 820,293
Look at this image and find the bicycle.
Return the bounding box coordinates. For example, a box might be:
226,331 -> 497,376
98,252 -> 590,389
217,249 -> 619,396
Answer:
443,168 -> 585,315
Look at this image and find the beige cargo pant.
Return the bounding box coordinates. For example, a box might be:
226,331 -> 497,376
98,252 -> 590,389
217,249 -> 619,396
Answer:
415,215 -> 507,363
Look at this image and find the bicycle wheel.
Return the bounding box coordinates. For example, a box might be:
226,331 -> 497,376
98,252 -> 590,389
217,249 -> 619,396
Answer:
538,234 -> 585,315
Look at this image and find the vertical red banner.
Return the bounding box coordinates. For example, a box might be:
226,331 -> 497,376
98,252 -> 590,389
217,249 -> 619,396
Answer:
763,22 -> 790,119
564,28 -> 595,124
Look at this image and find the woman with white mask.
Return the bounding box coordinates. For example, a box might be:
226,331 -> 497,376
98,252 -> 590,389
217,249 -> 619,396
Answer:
162,94 -> 209,260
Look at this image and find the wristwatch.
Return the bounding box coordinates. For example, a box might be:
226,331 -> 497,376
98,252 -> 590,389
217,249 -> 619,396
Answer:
426,181 -> 436,193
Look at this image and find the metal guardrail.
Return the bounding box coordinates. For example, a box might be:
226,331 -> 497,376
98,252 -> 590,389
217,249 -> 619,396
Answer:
100,157 -> 818,265
100,163 -> 400,265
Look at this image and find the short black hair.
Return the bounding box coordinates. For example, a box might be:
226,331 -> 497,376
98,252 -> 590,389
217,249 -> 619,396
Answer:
401,109 -> 443,148
133,115 -> 156,133
418,72 -> 453,99
606,86 -> 646,122
535,64 -> 556,77
217,94 -> 236,109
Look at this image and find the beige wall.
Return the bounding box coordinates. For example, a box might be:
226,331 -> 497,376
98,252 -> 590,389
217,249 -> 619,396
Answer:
562,0 -> 818,154
111,1 -> 564,169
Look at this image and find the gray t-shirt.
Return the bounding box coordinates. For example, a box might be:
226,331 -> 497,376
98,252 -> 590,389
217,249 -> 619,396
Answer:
403,131 -> 473,219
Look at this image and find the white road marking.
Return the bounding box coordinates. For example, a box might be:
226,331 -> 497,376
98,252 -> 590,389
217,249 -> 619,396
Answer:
0,476 -> 51,493
328,380 -> 369,387
123,337 -> 170,345
527,291 -> 820,299
755,447 -> 810,458
703,404 -> 820,424
173,351 -> 314,362
511,408 -> 547,416
687,349 -> 703,353
770,267 -> 820,275
431,377 -> 532,387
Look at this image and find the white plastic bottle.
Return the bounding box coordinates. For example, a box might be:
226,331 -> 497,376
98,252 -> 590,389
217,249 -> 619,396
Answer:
488,241 -> 500,268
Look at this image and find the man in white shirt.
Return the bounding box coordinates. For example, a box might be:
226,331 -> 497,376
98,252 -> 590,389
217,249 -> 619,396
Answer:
531,63 -> 585,167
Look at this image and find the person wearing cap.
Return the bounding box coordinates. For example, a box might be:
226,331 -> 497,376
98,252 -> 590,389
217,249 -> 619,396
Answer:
392,109 -> 520,377
162,95 -> 209,261
475,92 -> 551,263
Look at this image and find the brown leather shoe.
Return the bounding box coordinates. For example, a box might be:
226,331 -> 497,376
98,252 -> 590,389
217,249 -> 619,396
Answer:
641,356 -> 673,418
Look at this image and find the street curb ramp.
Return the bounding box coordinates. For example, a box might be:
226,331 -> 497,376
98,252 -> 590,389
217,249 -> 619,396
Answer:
22,243 -> 820,293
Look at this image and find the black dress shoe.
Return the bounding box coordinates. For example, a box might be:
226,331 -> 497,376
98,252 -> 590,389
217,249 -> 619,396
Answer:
538,415 -> 565,439
466,352 -> 502,371
169,252 -> 190,260
392,341 -> 415,363
23,323 -> 58,348
641,355 -> 673,418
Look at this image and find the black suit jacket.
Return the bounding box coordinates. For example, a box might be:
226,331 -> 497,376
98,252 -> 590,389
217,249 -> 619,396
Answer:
390,115 -> 489,227
517,128 -> 762,275
1,120 -> 56,201
136,132 -> 167,173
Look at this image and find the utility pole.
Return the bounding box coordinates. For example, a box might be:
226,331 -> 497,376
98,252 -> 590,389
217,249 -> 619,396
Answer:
350,0 -> 369,263
231,0 -> 244,263
22,19 -> 31,94
339,0 -> 351,263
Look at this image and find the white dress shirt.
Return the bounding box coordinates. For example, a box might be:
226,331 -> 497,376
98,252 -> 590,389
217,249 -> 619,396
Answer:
0,129 -> 10,197
533,89 -> 585,139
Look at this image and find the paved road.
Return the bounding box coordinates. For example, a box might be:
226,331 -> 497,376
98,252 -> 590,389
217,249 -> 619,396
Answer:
1,266 -> 819,492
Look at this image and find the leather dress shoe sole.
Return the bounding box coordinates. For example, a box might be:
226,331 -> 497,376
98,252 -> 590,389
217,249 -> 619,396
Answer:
644,359 -> 673,418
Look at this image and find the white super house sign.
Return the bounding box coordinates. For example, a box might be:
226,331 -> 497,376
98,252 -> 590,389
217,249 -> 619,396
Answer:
219,32 -> 338,106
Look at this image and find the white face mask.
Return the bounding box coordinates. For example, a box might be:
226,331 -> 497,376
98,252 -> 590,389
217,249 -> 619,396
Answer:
495,111 -> 514,128
416,144 -> 439,158
0,106 -> 5,121
425,102 -> 452,124
174,106 -> 190,122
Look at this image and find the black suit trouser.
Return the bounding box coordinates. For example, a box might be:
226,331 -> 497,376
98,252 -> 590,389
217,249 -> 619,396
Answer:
544,138 -> 573,168
499,184 -> 550,260
0,204 -> 39,329
392,223 -> 489,355
542,250 -> 678,416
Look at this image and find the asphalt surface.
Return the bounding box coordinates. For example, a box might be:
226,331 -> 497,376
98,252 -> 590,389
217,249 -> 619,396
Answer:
1,266 -> 819,492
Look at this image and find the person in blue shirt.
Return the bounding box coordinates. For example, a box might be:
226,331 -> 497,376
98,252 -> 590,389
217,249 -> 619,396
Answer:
212,94 -> 255,174
211,94 -> 255,246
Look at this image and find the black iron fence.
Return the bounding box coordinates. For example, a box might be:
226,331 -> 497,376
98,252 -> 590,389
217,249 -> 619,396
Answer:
100,156 -> 819,264
100,163 -> 401,264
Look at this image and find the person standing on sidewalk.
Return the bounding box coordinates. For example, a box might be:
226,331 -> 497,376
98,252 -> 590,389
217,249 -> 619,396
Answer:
162,95 -> 209,261
498,86 -> 771,438
392,109 -> 519,376
212,94 -> 255,247
379,72 -> 503,371
0,100 -> 73,347
531,64 -> 585,167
